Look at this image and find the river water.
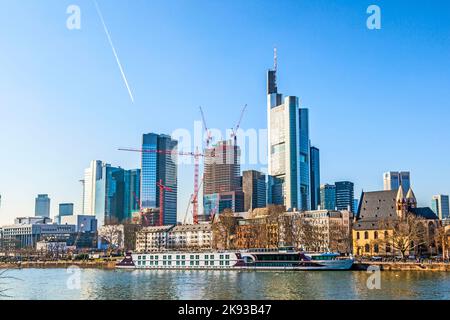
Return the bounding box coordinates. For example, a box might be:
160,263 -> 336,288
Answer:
1,268 -> 449,300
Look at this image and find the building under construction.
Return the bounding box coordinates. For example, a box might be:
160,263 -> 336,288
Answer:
202,140 -> 244,219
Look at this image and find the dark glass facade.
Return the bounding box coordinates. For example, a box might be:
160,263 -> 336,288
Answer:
141,133 -> 178,225
310,146 -> 320,210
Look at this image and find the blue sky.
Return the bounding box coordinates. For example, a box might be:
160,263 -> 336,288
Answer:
0,0 -> 449,224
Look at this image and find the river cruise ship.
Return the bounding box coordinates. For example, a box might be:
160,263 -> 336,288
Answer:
117,247 -> 354,271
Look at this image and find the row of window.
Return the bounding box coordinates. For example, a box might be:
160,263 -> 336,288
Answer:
137,254 -> 231,260
136,260 -> 231,266
356,230 -> 389,240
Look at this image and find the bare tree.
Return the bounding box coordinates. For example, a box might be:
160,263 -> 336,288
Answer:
212,209 -> 238,250
295,218 -> 323,252
434,224 -> 449,260
380,213 -> 428,259
329,222 -> 351,253
99,225 -> 124,257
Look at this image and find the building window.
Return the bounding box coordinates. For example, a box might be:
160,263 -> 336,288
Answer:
365,244 -> 370,253
364,231 -> 369,240
374,231 -> 378,240
356,232 -> 360,240
374,244 -> 379,253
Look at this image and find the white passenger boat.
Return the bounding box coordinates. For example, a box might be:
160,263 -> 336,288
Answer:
117,247 -> 354,271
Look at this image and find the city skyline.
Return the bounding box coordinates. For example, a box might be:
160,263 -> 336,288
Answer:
1,1 -> 450,224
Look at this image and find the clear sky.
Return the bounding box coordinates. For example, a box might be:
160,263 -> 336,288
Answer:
0,0 -> 449,225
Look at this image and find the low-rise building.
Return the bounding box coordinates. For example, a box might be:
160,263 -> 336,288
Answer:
0,217 -> 75,250
353,187 -> 439,257
168,224 -> 213,250
135,225 -> 173,252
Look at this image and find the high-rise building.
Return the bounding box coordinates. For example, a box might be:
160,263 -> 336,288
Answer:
310,146 -> 320,210
141,133 -> 178,225
335,181 -> 354,212
124,169 -> 141,219
320,184 -> 336,210
431,195 -> 450,220
83,160 -> 103,215
35,194 -> 50,218
203,140 -> 244,217
267,50 -> 311,211
242,170 -> 267,212
95,164 -> 126,227
383,171 -> 410,191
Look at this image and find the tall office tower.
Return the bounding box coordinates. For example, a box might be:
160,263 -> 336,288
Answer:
335,181 -> 355,212
59,203 -> 74,216
35,194 -> 50,218
242,170 -> 267,212
141,133 -> 178,225
310,146 -> 320,210
203,140 -> 244,216
56,203 -> 74,224
92,163 -> 142,228
431,195 -> 450,220
267,50 -> 311,211
95,164 -> 126,227
83,160 -> 103,215
124,169 -> 141,220
383,171 -> 411,191
320,184 -> 336,210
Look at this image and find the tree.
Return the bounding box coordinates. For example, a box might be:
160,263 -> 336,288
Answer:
212,209 -> 238,250
295,218 -> 323,252
98,224 -> 124,257
380,213 -> 428,259
329,222 -> 351,253
434,224 -> 450,259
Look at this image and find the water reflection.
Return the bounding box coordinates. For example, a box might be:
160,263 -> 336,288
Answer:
1,269 -> 450,300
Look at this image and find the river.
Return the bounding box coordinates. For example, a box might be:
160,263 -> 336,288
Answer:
1,269 -> 449,300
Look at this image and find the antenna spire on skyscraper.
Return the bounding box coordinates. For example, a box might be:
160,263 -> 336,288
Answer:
274,47 -> 277,72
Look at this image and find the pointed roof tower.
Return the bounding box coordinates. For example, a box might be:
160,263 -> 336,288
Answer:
406,187 -> 417,209
396,185 -> 405,203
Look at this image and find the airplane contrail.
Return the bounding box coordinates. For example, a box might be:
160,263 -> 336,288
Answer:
94,0 -> 134,103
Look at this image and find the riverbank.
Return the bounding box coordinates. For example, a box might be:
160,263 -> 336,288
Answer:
353,261 -> 450,271
0,260 -> 117,269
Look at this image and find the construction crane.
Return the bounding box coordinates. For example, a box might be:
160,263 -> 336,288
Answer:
230,104 -> 247,145
199,106 -> 213,149
118,147 -> 214,225
156,179 -> 173,226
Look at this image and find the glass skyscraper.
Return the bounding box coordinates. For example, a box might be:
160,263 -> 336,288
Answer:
35,194 -> 50,218
267,51 -> 312,211
335,181 -> 355,213
431,195 -> 450,220
141,133 -> 178,225
309,146 -> 320,210
320,184 -> 336,210
383,171 -> 410,192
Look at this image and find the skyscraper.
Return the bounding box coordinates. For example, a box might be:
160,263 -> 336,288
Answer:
310,146 -> 320,210
335,181 -> 354,212
431,195 -> 450,220
59,203 -> 74,217
141,133 -> 178,225
383,171 -> 410,191
242,170 -> 267,212
35,194 -> 50,218
83,160 -> 103,215
124,169 -> 141,220
320,184 -> 336,210
267,50 -> 311,211
203,140 -> 244,217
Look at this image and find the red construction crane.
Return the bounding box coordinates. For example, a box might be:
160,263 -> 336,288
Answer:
230,104 -> 247,145
118,147 -> 213,225
156,179 -> 173,226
